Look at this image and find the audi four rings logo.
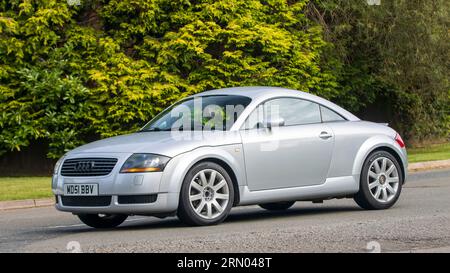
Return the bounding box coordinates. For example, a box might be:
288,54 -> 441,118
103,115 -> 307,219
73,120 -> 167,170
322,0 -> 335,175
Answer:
74,161 -> 95,172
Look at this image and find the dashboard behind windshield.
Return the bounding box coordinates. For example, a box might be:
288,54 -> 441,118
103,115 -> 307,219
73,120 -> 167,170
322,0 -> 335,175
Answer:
141,95 -> 252,131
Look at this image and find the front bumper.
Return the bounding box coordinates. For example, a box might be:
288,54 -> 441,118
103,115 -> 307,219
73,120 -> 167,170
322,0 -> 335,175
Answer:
55,193 -> 179,214
52,152 -> 179,215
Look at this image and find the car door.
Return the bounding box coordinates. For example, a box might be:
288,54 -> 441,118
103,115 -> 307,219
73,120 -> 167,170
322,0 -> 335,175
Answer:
240,97 -> 334,191
319,105 -> 365,178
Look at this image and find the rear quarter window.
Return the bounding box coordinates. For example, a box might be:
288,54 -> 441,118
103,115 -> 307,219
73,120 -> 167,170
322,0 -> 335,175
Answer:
320,106 -> 346,122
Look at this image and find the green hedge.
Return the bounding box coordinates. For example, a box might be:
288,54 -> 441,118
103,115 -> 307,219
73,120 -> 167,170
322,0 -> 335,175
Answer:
0,0 -> 448,159
0,0 -> 338,158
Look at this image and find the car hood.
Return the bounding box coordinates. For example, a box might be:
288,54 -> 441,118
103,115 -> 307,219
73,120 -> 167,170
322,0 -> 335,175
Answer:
68,131 -> 241,157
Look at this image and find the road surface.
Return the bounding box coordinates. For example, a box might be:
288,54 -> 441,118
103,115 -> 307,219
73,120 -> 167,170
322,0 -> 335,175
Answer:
1,169 -> 449,253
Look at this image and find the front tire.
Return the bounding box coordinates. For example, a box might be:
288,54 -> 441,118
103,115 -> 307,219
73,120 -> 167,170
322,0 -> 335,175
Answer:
354,150 -> 403,210
77,214 -> 128,228
259,201 -> 295,211
177,162 -> 234,226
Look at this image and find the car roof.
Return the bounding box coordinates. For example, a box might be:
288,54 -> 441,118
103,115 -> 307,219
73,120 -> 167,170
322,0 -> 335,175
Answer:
191,86 -> 360,122
192,86 -> 311,99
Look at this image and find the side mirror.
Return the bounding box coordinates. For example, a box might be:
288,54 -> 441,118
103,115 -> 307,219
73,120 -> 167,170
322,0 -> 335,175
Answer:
265,118 -> 285,129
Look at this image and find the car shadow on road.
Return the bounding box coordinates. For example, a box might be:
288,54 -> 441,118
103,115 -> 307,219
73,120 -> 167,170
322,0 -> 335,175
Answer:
225,205 -> 362,224
49,204 -> 362,234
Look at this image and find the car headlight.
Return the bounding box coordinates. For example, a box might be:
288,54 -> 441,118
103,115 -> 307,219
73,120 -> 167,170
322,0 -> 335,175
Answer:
53,156 -> 65,175
120,153 -> 171,173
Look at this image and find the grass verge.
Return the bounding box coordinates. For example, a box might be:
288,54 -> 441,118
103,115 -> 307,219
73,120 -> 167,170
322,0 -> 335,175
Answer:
0,177 -> 52,201
408,142 -> 450,163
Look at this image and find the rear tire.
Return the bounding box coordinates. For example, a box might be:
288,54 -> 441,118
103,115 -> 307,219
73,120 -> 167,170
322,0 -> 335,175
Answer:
259,201 -> 295,211
354,150 -> 403,210
77,214 -> 128,228
177,162 -> 234,226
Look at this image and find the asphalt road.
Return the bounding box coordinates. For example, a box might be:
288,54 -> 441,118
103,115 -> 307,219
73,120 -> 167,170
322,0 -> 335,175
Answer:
1,169 -> 449,253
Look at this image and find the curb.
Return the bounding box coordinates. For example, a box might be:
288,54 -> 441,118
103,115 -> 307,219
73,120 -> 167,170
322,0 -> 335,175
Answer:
1,160 -> 450,211
408,159 -> 450,173
0,198 -> 54,211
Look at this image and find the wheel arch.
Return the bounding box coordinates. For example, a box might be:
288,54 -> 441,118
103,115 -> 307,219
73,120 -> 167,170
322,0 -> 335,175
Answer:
194,158 -> 240,206
369,146 -> 406,184
352,135 -> 407,184
158,146 -> 245,207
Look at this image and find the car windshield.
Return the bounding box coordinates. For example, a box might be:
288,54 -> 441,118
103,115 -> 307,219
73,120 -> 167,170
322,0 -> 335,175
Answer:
140,95 -> 252,131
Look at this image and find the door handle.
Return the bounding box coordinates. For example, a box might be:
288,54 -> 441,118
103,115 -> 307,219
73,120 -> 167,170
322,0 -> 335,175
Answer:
319,131 -> 332,139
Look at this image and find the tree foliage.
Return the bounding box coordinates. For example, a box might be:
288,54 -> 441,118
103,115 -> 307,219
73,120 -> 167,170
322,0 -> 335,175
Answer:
1,0 -> 336,158
0,0 -> 448,159
308,0 -> 449,142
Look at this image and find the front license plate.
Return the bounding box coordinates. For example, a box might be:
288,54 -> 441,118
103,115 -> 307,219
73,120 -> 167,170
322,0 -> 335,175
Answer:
64,184 -> 98,196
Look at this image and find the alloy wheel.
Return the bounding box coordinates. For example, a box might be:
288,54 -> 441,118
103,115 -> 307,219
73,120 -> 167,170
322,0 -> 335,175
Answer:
189,169 -> 230,219
367,157 -> 400,203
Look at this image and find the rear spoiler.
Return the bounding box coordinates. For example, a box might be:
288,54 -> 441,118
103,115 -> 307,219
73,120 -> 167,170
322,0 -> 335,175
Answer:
378,122 -> 389,126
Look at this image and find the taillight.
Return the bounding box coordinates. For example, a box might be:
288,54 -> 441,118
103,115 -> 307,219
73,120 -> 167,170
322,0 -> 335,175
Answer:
395,133 -> 405,148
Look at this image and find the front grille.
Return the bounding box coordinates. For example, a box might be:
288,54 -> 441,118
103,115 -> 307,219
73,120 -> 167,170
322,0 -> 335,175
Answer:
61,196 -> 111,207
118,194 -> 157,204
61,158 -> 118,177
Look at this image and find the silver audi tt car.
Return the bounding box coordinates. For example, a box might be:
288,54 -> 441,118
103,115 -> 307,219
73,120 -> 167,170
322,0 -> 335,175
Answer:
52,87 -> 407,228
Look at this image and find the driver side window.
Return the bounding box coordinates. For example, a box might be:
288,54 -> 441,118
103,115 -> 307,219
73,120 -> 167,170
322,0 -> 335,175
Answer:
242,97 -> 322,129
264,98 -> 321,126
